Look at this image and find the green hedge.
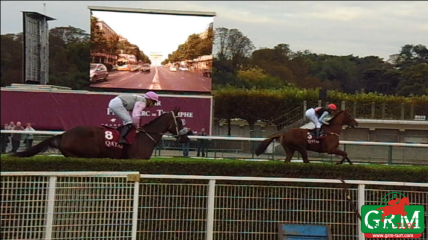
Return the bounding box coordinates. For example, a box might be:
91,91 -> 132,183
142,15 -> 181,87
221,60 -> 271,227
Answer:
3,156 -> 426,240
212,86 -> 428,122
2,156 -> 427,183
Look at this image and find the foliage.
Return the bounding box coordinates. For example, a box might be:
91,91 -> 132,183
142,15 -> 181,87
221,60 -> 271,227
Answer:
396,63 -> 428,96
162,22 -> 214,65
49,26 -> 91,89
213,86 -> 428,123
238,67 -> 286,89
1,33 -> 23,87
1,156 -> 427,183
389,44 -> 428,70
1,22 -> 427,98
91,16 -> 150,64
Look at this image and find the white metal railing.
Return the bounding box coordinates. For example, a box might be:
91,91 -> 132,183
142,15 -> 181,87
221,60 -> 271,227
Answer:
2,130 -> 428,148
1,172 -> 427,240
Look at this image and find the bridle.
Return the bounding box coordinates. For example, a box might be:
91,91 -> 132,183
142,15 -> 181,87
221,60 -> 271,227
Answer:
137,111 -> 187,143
325,111 -> 356,129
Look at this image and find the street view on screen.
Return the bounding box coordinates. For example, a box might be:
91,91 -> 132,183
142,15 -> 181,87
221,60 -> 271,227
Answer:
90,10 -> 214,92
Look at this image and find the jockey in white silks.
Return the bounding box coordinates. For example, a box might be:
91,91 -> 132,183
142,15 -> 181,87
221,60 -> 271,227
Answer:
305,103 -> 338,139
108,91 -> 159,144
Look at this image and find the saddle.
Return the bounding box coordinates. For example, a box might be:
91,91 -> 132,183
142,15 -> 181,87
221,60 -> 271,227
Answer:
308,127 -> 326,139
101,124 -> 137,149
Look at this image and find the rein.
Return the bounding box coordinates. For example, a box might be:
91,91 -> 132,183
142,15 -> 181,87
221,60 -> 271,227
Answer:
136,111 -> 183,143
339,178 -> 362,220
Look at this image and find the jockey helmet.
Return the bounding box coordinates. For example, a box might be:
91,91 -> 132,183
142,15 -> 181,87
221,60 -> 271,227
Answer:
145,91 -> 159,102
328,103 -> 338,111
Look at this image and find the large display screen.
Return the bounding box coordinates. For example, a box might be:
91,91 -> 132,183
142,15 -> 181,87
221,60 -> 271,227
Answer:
89,7 -> 215,93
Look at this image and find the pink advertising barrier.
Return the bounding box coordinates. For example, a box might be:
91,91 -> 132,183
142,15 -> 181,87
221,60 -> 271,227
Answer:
1,90 -> 213,134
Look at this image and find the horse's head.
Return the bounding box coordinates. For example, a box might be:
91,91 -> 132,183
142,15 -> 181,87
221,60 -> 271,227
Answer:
166,107 -> 190,143
401,197 -> 410,206
329,109 -> 359,128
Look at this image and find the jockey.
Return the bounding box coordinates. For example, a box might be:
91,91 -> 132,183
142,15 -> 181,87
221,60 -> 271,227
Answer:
108,91 -> 159,144
305,103 -> 338,139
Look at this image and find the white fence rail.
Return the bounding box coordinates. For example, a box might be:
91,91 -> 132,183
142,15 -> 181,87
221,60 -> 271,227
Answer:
2,130 -> 428,165
1,172 -> 427,240
2,130 -> 428,147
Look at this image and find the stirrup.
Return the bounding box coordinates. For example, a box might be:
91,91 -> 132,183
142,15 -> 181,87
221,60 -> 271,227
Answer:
119,137 -> 130,145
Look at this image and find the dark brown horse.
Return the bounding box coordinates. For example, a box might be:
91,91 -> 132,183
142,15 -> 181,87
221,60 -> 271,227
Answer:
255,109 -> 359,164
11,107 -> 190,160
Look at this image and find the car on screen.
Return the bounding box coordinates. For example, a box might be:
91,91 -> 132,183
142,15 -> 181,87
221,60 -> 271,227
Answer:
90,63 -> 108,83
169,66 -> 177,72
203,68 -> 212,78
140,64 -> 151,73
179,66 -> 189,71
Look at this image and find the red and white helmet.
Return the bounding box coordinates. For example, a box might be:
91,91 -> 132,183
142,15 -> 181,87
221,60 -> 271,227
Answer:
328,103 -> 337,111
145,91 -> 159,102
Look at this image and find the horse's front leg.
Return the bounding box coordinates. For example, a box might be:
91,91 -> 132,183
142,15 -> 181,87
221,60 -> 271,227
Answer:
328,148 -> 353,165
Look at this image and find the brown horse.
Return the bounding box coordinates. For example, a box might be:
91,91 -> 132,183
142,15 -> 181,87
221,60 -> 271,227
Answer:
11,107 -> 190,160
255,109 -> 359,164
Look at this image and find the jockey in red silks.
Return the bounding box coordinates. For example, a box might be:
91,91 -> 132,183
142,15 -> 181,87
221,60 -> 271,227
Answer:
108,91 -> 159,144
305,103 -> 338,139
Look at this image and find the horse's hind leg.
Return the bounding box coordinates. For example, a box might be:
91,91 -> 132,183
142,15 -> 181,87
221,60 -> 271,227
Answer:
283,146 -> 295,163
295,148 -> 310,163
345,157 -> 353,165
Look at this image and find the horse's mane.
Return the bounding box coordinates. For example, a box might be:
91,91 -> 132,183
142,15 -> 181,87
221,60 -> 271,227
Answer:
142,107 -> 180,128
327,110 -> 345,123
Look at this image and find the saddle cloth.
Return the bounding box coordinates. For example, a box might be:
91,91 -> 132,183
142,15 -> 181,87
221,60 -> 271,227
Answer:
307,128 -> 326,139
101,125 -> 137,149
306,128 -> 327,145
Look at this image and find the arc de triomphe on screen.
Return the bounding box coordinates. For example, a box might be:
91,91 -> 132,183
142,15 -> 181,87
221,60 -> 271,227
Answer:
150,52 -> 163,66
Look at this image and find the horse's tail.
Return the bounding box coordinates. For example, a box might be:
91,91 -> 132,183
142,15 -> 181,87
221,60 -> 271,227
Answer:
255,135 -> 282,156
10,134 -> 63,158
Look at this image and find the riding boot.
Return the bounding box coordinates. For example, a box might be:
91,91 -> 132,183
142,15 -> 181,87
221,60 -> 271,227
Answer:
315,128 -> 321,139
119,124 -> 133,145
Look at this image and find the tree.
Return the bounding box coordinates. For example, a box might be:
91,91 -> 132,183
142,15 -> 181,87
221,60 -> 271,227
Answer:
213,27 -> 254,68
390,44 -> 428,70
48,26 -> 91,90
396,63 -> 428,96
238,67 -> 286,89
1,33 -> 23,87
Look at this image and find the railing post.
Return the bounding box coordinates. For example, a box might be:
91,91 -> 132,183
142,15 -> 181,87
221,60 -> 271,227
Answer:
410,104 -> 415,120
353,102 -> 357,118
358,184 -> 365,240
272,139 -> 276,161
318,100 -> 322,108
44,176 -> 57,240
206,180 -> 216,240
400,103 -> 405,120
382,103 -> 386,119
341,101 -> 346,110
388,145 -> 393,165
252,140 -> 255,159
303,101 -> 307,119
131,181 -> 140,240
371,102 -> 375,119
214,140 -> 217,159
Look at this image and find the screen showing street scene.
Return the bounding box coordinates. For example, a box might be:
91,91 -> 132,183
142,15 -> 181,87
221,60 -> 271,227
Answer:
90,10 -> 214,93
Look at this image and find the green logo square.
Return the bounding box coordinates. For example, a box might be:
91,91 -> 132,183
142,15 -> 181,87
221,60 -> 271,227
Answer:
362,205 -> 425,234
